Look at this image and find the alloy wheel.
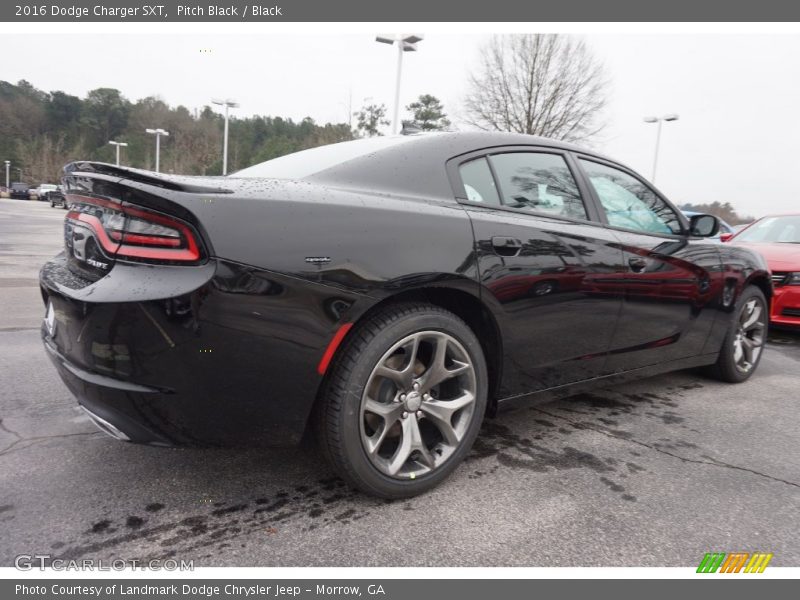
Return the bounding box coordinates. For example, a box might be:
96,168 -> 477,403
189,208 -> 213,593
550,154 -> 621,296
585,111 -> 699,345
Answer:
732,297 -> 766,373
359,330 -> 477,480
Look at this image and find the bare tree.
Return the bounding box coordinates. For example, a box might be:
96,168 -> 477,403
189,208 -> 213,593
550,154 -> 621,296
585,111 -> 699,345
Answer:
463,34 -> 608,143
16,133 -> 86,184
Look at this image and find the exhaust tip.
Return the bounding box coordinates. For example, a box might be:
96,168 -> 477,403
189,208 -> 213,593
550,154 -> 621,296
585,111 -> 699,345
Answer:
80,406 -> 131,442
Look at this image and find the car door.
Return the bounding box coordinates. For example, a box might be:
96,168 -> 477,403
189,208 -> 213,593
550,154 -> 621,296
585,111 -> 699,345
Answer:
450,148 -> 627,397
574,156 -> 722,372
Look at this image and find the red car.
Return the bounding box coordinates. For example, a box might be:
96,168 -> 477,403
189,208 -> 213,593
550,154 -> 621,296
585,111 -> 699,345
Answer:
722,214 -> 800,327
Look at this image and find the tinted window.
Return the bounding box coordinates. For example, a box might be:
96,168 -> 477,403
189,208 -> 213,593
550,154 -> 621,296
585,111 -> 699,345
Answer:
489,153 -> 587,220
458,158 -> 500,206
580,160 -> 682,235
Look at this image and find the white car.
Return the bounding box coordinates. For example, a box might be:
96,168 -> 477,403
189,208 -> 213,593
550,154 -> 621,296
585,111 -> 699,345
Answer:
34,184 -> 59,201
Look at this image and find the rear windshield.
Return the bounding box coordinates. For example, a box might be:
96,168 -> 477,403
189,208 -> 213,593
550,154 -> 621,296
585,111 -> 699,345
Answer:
231,136 -> 418,180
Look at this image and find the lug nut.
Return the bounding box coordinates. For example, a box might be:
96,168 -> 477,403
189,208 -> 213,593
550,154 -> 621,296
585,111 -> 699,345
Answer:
402,411 -> 408,419
416,411 -> 423,419
399,394 -> 406,402
412,381 -> 420,391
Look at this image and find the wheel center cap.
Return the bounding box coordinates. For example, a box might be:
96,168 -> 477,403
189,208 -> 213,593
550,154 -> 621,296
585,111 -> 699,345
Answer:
405,391 -> 422,412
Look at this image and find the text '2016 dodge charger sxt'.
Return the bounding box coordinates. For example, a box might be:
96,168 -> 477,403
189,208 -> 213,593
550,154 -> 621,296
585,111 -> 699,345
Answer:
40,132 -> 771,498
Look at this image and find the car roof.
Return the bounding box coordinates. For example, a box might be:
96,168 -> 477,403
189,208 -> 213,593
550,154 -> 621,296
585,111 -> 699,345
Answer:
304,131 -> 620,200
372,131 -> 615,161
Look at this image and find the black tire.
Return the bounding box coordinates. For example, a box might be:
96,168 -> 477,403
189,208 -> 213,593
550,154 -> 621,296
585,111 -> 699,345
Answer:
707,285 -> 768,383
315,303 -> 488,498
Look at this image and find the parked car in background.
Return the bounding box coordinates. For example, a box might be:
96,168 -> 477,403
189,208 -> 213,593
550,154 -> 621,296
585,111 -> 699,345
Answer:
40,132 -> 772,498
43,185 -> 67,208
34,184 -> 59,202
723,214 -> 800,328
9,182 -> 30,200
681,210 -> 734,241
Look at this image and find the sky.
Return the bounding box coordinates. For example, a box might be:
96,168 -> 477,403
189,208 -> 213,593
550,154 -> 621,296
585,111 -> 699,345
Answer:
5,32 -> 800,217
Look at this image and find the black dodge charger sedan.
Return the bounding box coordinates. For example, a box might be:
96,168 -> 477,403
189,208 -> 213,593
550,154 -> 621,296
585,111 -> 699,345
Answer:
40,132 -> 771,498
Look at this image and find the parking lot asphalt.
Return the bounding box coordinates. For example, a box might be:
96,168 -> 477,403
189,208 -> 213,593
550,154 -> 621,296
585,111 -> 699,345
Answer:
1,198 -> 798,567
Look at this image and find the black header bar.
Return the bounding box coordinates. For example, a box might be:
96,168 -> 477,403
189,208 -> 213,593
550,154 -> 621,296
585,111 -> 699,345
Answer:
2,0 -> 800,22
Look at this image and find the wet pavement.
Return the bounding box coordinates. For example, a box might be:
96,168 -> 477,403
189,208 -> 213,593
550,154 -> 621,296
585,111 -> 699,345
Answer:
1,199 -> 798,567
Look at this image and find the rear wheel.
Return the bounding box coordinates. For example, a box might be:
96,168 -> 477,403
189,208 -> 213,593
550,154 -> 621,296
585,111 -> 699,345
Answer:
315,303 -> 488,498
708,285 -> 768,383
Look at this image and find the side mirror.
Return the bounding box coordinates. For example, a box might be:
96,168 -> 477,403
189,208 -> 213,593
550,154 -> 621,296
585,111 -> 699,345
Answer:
689,214 -> 720,237
719,232 -> 733,242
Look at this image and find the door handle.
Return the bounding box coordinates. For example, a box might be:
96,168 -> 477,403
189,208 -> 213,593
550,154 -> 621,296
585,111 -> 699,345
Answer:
491,236 -> 523,257
628,257 -> 648,273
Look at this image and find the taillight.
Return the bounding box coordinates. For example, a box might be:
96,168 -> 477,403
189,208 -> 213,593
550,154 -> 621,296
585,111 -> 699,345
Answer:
66,195 -> 202,263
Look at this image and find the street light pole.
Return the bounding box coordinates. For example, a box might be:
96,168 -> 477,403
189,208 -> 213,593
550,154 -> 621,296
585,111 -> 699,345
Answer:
4,161 -> 9,189
376,34 -> 424,135
643,114 -> 679,183
108,141 -> 128,167
212,99 -> 239,175
392,42 -> 404,135
145,128 -> 169,173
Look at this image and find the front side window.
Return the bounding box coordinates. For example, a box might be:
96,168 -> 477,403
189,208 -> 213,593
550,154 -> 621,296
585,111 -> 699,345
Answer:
579,159 -> 682,235
488,152 -> 588,220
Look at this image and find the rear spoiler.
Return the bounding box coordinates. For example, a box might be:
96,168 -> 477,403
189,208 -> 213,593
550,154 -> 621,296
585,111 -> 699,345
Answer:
63,161 -> 234,195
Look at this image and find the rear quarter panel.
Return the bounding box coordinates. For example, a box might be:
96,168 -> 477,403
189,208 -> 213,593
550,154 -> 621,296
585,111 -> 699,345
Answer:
124,179 -> 480,302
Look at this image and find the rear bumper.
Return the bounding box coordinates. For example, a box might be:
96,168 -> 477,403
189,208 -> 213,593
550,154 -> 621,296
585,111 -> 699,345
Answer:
39,254 -> 353,447
42,332 -> 175,445
770,285 -> 800,327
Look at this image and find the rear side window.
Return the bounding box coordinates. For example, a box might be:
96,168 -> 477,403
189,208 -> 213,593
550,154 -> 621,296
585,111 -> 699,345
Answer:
579,159 -> 682,235
458,158 -> 500,206
489,153 -> 588,220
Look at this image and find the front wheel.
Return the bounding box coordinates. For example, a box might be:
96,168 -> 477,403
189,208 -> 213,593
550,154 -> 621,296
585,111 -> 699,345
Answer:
315,303 -> 488,498
708,285 -> 768,383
